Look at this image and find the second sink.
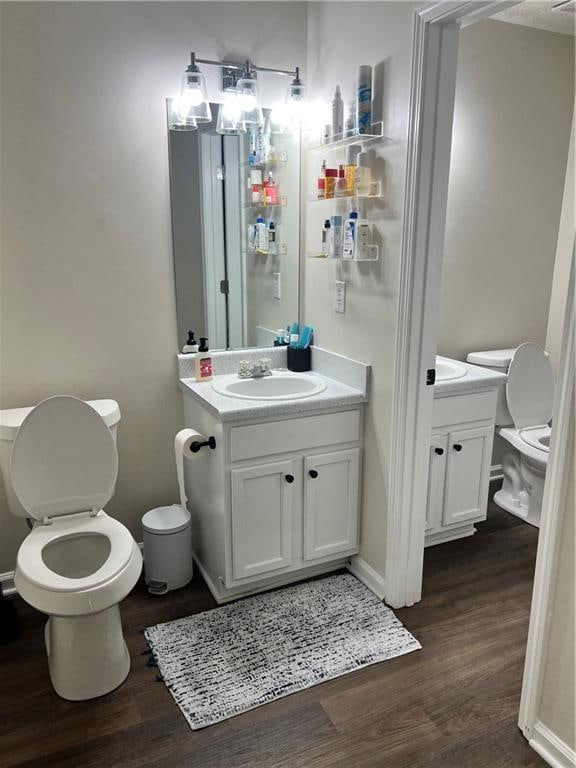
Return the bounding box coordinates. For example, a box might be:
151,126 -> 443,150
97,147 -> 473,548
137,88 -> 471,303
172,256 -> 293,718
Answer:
211,371 -> 327,401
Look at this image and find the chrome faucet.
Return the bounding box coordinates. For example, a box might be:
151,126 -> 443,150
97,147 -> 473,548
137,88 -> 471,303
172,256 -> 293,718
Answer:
238,358 -> 273,379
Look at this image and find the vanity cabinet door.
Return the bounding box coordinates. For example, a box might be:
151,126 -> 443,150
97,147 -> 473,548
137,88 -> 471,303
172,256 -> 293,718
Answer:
303,448 -> 360,561
231,460 -> 295,580
426,433 -> 448,532
443,426 -> 493,527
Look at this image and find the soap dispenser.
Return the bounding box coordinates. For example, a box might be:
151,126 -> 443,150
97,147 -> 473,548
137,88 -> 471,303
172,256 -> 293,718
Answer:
182,330 -> 199,354
194,338 -> 213,382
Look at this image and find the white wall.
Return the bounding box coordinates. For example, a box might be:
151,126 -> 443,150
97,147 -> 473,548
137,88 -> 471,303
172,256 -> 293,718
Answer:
0,1 -> 308,573
437,20 -> 574,361
546,115 -> 575,372
304,2 -> 417,575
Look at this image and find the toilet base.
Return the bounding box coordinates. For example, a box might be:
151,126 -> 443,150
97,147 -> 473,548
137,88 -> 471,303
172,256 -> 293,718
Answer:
493,450 -> 544,529
45,604 -> 130,700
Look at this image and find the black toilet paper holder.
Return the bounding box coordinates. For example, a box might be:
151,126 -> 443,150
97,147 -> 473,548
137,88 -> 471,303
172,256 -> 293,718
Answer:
190,436 -> 216,453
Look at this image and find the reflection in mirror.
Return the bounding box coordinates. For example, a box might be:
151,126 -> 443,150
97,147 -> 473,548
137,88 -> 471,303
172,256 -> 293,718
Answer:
168,102 -> 300,351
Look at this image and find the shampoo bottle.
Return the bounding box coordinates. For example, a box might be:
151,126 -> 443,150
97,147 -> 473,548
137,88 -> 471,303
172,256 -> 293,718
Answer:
343,211 -> 358,259
335,164 -> 348,197
255,215 -> 267,252
355,151 -> 371,196
267,221 -> 277,255
194,338 -> 213,382
329,215 -> 343,259
345,144 -> 361,196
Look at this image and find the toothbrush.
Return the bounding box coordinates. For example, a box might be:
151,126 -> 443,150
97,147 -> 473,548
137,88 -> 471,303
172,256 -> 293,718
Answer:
298,325 -> 314,349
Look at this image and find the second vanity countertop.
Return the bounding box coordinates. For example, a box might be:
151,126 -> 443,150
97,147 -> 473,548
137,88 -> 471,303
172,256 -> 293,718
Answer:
178,346 -> 371,423
434,355 -> 507,397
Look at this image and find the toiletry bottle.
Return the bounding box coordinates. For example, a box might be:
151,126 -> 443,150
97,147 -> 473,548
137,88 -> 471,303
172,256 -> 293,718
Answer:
355,151 -> 371,196
321,219 -> 331,256
248,126 -> 258,165
317,160 -> 327,199
354,218 -> 371,260
195,338 -> 213,382
259,115 -> 272,162
267,221 -> 277,255
324,168 -> 338,199
265,172 -> 278,205
251,169 -> 262,204
335,164 -> 348,197
248,222 -> 255,251
274,329 -> 288,346
289,322 -> 299,348
255,215 -> 267,252
322,123 -> 332,145
343,211 -> 358,259
329,215 -> 343,259
345,144 -> 361,196
346,100 -> 356,138
332,85 -> 344,140
356,65 -> 372,135
182,330 -> 199,354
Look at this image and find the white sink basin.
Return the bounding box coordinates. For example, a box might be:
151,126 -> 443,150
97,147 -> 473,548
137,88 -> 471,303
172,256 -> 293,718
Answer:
436,357 -> 467,382
211,371 -> 327,401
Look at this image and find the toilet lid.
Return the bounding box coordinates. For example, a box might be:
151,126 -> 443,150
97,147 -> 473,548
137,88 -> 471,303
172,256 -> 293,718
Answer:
506,343 -> 555,429
10,396 -> 118,521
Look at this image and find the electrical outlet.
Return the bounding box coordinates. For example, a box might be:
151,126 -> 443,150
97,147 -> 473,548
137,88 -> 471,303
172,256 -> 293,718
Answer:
273,272 -> 281,300
335,280 -> 346,313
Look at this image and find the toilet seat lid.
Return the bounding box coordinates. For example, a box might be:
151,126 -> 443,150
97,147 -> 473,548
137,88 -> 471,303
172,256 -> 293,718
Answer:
11,396 -> 118,521
506,343 -> 555,429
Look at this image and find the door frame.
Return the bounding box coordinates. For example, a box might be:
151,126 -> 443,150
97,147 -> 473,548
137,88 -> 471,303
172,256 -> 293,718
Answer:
385,0 -> 520,610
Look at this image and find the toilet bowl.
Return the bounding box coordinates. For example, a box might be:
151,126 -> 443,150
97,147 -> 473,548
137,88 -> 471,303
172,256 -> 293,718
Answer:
467,343 -> 554,528
0,396 -> 142,700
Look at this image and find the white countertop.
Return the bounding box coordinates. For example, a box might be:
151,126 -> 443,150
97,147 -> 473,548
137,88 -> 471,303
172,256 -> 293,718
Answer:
179,369 -> 367,422
434,356 -> 507,397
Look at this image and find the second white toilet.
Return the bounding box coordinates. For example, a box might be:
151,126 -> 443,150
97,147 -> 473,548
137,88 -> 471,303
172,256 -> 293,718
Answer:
467,343 -> 554,527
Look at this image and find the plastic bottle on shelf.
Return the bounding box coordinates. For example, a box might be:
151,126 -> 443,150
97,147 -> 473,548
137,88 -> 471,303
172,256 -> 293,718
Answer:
356,65 -> 373,135
354,219 -> 371,260
345,145 -> 361,196
317,160 -> 327,199
321,219 -> 331,256
251,169 -> 262,204
267,221 -> 277,255
335,164 -> 348,197
265,172 -> 278,205
324,168 -> 338,199
343,210 -> 358,259
332,85 -> 344,140
355,152 -> 371,196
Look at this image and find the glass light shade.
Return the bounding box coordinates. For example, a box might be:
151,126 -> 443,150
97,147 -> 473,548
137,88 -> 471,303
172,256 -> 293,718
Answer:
178,70 -> 211,123
237,75 -> 263,126
216,93 -> 246,135
169,97 -> 197,131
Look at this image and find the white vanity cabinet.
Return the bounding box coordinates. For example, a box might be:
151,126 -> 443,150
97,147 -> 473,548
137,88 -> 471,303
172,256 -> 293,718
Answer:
182,393 -> 363,603
425,390 -> 497,546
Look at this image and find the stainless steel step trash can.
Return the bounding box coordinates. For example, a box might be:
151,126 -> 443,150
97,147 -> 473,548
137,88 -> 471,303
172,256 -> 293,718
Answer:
142,505 -> 193,595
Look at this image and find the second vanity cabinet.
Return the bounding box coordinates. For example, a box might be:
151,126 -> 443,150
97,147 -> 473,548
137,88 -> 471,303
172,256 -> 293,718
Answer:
182,395 -> 363,603
425,390 -> 497,546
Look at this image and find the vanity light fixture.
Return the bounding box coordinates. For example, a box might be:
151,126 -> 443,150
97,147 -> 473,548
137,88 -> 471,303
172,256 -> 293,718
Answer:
177,52 -> 211,124
236,61 -> 264,126
216,91 -> 247,135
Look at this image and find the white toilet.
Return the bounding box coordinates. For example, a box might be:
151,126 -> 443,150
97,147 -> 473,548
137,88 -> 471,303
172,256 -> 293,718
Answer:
467,343 -> 554,527
0,396 -> 142,700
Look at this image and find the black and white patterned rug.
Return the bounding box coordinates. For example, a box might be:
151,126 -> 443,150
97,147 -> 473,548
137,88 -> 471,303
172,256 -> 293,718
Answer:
144,573 -> 421,729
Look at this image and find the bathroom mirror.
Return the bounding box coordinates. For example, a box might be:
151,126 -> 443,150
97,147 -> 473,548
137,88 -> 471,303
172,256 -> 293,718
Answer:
167,102 -> 301,351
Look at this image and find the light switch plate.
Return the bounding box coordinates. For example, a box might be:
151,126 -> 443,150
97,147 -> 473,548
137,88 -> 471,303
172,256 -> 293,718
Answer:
335,280 -> 346,313
273,271 -> 281,300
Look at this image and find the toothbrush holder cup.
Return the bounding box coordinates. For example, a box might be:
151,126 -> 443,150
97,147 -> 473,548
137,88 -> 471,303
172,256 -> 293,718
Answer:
287,347 -> 311,372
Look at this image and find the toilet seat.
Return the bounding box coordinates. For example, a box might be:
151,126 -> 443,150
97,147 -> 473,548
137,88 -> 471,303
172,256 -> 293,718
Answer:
10,396 -> 118,522
16,511 -> 135,592
506,343 -> 554,430
519,425 -> 551,454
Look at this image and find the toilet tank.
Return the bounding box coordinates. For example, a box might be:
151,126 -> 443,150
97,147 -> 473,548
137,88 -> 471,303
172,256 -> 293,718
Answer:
0,399 -> 121,519
466,348 -> 516,426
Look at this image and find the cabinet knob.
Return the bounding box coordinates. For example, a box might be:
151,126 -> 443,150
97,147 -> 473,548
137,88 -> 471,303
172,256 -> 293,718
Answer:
285,474 -> 295,484
309,469 -> 319,479
453,443 -> 463,452
434,447 -> 444,456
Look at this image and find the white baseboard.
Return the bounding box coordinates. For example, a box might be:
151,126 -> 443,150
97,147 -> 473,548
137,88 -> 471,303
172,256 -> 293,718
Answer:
490,464 -> 503,481
529,720 -> 576,768
347,556 -> 386,601
0,571 -> 16,597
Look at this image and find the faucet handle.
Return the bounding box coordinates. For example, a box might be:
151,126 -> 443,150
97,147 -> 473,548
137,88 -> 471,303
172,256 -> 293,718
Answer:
259,357 -> 272,372
238,360 -> 251,376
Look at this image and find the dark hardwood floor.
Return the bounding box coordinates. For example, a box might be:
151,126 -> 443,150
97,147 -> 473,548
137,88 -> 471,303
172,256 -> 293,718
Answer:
1,486 -> 546,768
